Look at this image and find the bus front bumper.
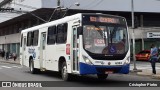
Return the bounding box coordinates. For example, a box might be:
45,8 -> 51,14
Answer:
79,62 -> 130,75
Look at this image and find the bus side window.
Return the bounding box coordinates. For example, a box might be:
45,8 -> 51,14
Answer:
27,32 -> 32,46
47,26 -> 56,45
63,23 -> 67,42
33,30 -> 39,46
56,23 -> 68,44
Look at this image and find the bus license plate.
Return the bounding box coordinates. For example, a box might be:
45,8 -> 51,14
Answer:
105,71 -> 113,74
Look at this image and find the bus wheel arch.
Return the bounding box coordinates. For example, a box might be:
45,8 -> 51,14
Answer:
29,56 -> 33,66
58,56 -> 71,81
58,57 -> 66,72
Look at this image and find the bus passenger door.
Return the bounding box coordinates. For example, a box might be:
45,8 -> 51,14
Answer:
22,37 -> 26,66
72,26 -> 79,72
39,32 -> 46,70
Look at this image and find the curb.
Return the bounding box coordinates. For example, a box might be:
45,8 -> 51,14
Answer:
130,69 -> 142,73
152,75 -> 160,79
129,69 -> 160,79
137,72 -> 152,76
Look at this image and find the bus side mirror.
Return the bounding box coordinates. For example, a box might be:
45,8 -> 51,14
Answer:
77,26 -> 82,38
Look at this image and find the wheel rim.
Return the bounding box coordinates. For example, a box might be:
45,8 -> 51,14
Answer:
62,65 -> 67,79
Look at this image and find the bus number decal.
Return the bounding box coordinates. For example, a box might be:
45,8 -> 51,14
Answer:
94,39 -> 105,46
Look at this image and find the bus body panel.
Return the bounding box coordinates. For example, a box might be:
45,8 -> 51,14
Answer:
79,50 -> 130,74
79,63 -> 130,74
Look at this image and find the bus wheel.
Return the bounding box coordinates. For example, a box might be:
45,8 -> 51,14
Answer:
61,62 -> 70,81
29,59 -> 39,74
97,74 -> 108,80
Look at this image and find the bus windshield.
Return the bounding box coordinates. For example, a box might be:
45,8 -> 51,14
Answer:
83,24 -> 128,55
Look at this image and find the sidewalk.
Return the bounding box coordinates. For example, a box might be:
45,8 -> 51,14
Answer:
130,60 -> 160,79
0,58 -> 20,65
136,69 -> 160,79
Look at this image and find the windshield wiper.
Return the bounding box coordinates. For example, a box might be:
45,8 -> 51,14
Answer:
109,26 -> 118,44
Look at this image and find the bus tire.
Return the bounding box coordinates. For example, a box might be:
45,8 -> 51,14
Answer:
29,59 -> 39,74
61,62 -> 71,81
97,74 -> 108,80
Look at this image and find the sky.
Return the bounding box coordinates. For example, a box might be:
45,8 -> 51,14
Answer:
62,0 -> 160,12
1,0 -> 160,12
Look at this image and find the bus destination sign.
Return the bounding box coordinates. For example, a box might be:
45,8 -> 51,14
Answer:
83,15 -> 126,25
90,16 -> 120,24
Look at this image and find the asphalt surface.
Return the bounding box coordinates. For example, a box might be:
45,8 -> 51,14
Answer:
0,61 -> 160,90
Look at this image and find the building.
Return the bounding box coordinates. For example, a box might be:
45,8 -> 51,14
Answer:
0,0 -> 57,56
0,0 -> 160,56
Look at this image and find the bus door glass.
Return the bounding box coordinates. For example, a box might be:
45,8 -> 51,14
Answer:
40,32 -> 46,69
72,26 -> 79,71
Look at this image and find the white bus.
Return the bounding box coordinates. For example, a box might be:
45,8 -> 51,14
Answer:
20,13 -> 130,81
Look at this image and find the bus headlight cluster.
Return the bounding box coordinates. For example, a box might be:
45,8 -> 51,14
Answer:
83,55 -> 93,65
124,56 -> 130,65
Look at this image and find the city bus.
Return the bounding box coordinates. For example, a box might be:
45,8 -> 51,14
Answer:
20,13 -> 130,81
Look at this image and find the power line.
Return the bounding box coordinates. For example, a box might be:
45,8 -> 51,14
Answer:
0,8 -> 48,23
29,12 -> 47,23
48,8 -> 57,22
9,2 -> 48,22
17,10 -> 47,23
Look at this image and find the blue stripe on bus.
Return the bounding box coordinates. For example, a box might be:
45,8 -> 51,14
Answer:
79,62 -> 130,75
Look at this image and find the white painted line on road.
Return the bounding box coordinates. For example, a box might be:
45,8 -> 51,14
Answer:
12,66 -> 22,68
1,66 -> 12,68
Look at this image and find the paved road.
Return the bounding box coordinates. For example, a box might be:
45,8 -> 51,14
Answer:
0,61 -> 159,81
0,62 -> 160,90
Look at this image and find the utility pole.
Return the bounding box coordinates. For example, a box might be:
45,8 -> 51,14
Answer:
131,0 -> 137,71
131,0 -> 142,72
56,0 -> 61,19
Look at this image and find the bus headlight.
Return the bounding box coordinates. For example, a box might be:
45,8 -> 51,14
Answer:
83,55 -> 93,65
124,56 -> 130,65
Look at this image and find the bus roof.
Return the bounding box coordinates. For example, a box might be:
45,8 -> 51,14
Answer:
21,13 -> 82,33
21,13 -> 125,33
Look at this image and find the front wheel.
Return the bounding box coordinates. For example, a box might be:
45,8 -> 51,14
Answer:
97,74 -> 108,80
61,62 -> 71,81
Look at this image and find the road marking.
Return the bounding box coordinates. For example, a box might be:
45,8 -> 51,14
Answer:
1,66 -> 12,68
12,66 -> 22,68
